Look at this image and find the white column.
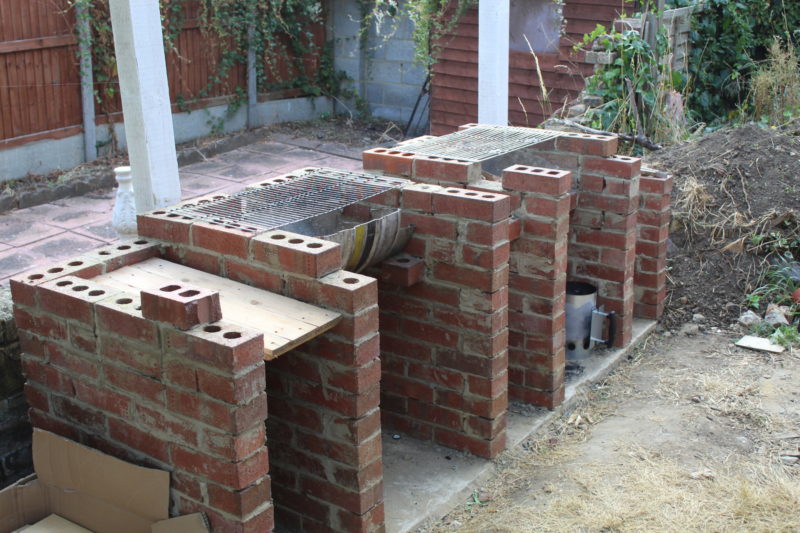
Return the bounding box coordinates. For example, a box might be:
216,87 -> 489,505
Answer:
108,0 -> 182,212
478,0 -> 510,125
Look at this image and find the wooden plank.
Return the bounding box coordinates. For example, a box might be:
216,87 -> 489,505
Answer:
94,258 -> 341,359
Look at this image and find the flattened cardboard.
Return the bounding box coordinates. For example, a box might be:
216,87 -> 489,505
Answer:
18,514 -> 93,532
0,430 -> 207,533
152,514 -> 209,533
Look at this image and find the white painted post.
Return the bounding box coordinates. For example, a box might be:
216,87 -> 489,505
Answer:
478,0 -> 510,125
108,0 -> 182,212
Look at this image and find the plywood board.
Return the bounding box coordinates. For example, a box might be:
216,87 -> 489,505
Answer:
94,258 -> 340,359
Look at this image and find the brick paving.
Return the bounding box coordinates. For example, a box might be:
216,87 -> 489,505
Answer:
0,138 -> 364,285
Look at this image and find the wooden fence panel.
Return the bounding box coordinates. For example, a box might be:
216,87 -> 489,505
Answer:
1,0 -> 326,146
0,0 -> 82,144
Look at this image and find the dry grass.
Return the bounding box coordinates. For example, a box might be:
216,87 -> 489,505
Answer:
752,39 -> 800,126
457,450 -> 800,533
418,339 -> 800,533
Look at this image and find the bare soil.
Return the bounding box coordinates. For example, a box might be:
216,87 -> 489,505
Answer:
644,122 -> 800,329
416,331 -> 800,532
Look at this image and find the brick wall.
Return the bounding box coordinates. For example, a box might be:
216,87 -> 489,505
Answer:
374,183 -> 510,459
361,126 -> 666,409
0,288 -> 30,489
136,196 -> 384,533
635,169 -> 672,320
11,241 -> 273,533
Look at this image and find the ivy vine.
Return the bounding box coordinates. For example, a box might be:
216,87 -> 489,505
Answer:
68,0 -> 349,139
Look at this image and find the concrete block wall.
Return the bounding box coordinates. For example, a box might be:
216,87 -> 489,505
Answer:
10,241 -> 272,533
136,204 -> 384,533
372,183 -> 510,459
330,0 -> 429,131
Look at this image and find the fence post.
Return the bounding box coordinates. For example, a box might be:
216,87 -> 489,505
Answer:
247,25 -> 257,129
75,2 -> 97,162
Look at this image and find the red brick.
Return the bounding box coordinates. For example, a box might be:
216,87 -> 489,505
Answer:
137,211 -> 192,244
196,365 -> 266,405
87,241 -> 160,273
135,404 -> 199,447
51,396 -> 106,434
639,174 -> 673,194
253,231 -> 341,279
96,296 -> 159,345
108,417 -> 169,463
205,425 -> 267,462
577,192 -> 638,214
105,364 -> 166,404
167,388 -> 268,434
225,259 -> 283,292
299,475 -> 383,516
141,282 -> 222,330
167,324 -> 264,374
583,154 -> 641,178
38,276 -> 114,325
432,188 -> 510,222
433,263 -> 508,292
319,273 -> 378,314
413,156 -> 480,184
182,248 -> 223,275
99,335 -> 161,378
173,445 -> 269,490
24,383 -> 49,412
509,383 -> 564,408
191,222 -> 256,259
461,242 -> 510,269
362,148 -> 415,176
46,342 -> 99,378
400,212 -> 457,239
378,254 -> 425,287
523,194 -> 571,218
401,183 -> 440,212
208,478 -> 272,518
556,132 -> 618,156
502,166 -> 572,195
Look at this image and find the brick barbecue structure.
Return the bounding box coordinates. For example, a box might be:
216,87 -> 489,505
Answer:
11,124 -> 670,533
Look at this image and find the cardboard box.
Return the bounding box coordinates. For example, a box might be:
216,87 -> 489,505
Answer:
0,430 -> 208,533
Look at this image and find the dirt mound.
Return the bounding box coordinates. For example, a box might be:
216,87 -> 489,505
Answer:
645,123 -> 800,328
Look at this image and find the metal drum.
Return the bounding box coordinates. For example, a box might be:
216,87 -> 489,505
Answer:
565,281 -> 616,360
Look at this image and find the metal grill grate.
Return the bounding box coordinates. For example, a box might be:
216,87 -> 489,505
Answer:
397,124 -> 563,162
167,168 -> 410,231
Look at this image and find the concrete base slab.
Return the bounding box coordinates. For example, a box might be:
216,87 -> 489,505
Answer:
383,318 -> 657,533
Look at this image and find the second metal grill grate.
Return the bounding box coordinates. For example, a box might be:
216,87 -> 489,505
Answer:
396,124 -> 563,162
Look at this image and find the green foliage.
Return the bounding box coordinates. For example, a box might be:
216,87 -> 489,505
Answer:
68,0 -> 354,141
580,24 -> 684,147
745,254 -> 800,315
770,325 -> 800,348
685,0 -> 800,126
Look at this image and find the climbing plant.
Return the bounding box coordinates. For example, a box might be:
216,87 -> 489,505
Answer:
579,24 -> 684,147
68,0 -> 349,138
